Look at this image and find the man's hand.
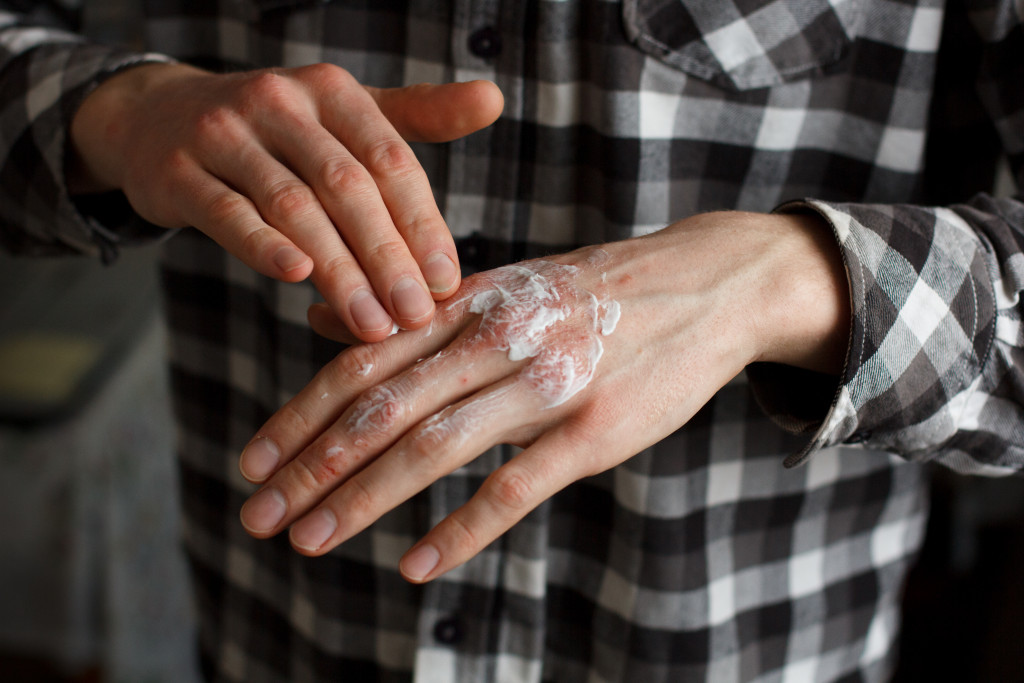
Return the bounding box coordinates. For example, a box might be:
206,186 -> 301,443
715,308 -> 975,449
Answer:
69,62 -> 504,340
237,211 -> 850,581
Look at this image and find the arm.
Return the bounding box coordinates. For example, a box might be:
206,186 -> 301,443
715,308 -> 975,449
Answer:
0,8 -> 173,260
0,7 -> 505,340
68,63 -> 504,339
235,210 -> 852,581
236,196 -> 1023,583
761,0 -> 1024,473
237,0 -> 1024,580
769,195 -> 1022,473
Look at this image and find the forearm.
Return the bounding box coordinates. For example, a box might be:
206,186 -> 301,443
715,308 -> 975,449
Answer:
0,10 -> 172,258
605,210 -> 850,376
779,194 -> 1024,473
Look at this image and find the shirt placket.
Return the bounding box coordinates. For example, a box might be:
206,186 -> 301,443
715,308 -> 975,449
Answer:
410,1 -> 543,680
441,0 -> 522,264
412,5 -> 517,680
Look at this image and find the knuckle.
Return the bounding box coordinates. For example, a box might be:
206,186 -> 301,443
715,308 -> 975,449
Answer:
243,71 -> 292,104
164,148 -> 193,176
314,255 -> 356,286
407,421 -> 452,467
333,344 -> 384,382
193,107 -> 237,142
205,191 -> 250,225
318,158 -> 374,198
443,511 -> 480,555
263,182 -> 318,223
347,384 -> 404,437
239,226 -> 281,265
391,214 -> 444,245
276,400 -> 316,441
365,238 -> 409,268
486,468 -> 534,511
395,211 -> 442,241
363,138 -> 418,178
294,449 -> 339,488
300,62 -> 349,85
344,475 -> 378,521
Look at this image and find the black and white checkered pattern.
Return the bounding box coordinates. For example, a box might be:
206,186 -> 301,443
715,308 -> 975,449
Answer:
2,0 -> 1023,681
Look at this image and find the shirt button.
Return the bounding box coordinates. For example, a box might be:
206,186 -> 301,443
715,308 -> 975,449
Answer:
433,615 -> 466,645
468,26 -> 502,58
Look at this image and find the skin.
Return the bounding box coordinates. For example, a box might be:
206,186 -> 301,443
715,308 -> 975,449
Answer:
68,62 -> 848,583
236,210 -> 851,583
69,62 -> 505,340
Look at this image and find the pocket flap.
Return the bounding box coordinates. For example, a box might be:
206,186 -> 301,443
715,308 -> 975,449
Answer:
623,0 -> 861,90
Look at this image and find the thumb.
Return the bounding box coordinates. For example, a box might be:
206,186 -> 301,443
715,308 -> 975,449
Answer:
366,80 -> 504,142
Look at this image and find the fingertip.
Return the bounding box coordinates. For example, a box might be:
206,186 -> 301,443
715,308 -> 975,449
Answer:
308,303 -> 360,344
465,79 -> 504,124
390,276 -> 435,326
442,79 -> 503,137
400,542 -> 440,583
348,288 -> 396,338
239,436 -> 281,483
421,251 -> 460,296
289,508 -> 338,554
346,316 -> 401,344
272,245 -> 313,281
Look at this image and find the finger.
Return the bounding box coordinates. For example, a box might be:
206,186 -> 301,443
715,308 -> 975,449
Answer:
240,326 -> 518,539
399,428 -> 582,582
307,74 -> 460,305
178,165 -> 313,283
272,114 -> 446,327
239,290 -> 481,485
238,332 -> 423,485
366,80 -> 504,143
307,302 -> 359,344
252,74 -> 441,332
287,379 -> 542,555
205,126 -> 407,340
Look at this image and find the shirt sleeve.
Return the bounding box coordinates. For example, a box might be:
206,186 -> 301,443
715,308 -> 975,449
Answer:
750,2 -> 1024,476
0,8 -> 173,262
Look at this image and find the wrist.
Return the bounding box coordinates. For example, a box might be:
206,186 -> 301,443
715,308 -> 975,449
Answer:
599,210 -> 850,379
68,61 -> 205,194
751,210 -> 851,375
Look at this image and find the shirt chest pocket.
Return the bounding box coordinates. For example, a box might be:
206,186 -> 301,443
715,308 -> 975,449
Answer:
622,0 -> 862,90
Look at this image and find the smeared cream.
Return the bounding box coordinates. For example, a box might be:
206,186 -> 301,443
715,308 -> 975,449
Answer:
347,384 -> 403,438
468,263 -> 574,362
460,259 -> 620,408
419,384 -> 515,450
345,257 -> 621,451
599,300 -> 620,336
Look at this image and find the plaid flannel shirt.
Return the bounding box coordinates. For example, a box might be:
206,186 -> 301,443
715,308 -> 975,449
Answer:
2,0 -> 1023,681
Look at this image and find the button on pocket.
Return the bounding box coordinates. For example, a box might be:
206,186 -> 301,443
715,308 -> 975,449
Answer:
622,0 -> 862,90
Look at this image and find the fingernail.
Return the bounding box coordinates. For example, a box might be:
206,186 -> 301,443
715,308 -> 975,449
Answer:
400,543 -> 440,581
422,252 -> 457,293
240,488 -> 287,533
273,246 -> 309,273
391,277 -> 433,322
290,508 -> 337,551
349,289 -> 393,333
239,437 -> 280,481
